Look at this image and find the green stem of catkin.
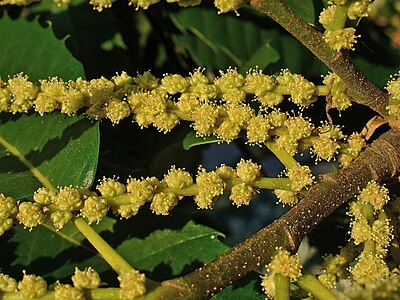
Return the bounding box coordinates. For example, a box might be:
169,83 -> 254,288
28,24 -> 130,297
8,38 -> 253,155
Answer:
327,4 -> 349,31
297,275 -> 336,300
73,217 -> 133,275
265,140 -> 299,169
274,273 -> 290,300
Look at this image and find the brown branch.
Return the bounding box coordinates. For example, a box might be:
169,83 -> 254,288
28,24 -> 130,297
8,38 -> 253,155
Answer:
141,129 -> 400,300
249,0 -> 389,116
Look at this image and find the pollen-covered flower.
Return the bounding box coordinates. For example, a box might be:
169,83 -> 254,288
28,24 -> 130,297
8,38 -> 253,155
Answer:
97,177 -> 126,197
192,103 -> 220,136
324,28 -> 359,51
0,273 -> 17,292
163,167 -> 193,190
0,194 -> 18,219
54,187 -> 83,212
80,196 -> 109,224
16,202 -> 45,229
118,270 -> 146,300
126,177 -> 158,206
229,183 -> 256,206
8,73 -> 38,113
243,69 -> 276,97
194,168 -> 225,209
246,115 -> 270,144
72,267 -> 101,289
105,98 -> 131,124
150,192 -> 179,215
274,189 -> 298,206
17,272 -> 47,299
286,165 -> 314,192
50,211 -> 73,230
350,252 -> 389,285
54,283 -> 84,300
358,181 -> 389,211
236,159 -> 261,183
268,249 -> 302,280
214,0 -> 244,13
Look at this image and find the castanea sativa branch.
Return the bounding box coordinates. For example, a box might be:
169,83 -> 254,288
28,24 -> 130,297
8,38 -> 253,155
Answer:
142,128 -> 400,299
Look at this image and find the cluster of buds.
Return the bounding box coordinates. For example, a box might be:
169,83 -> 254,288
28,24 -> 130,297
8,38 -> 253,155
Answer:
386,72 -> 400,119
347,181 -> 393,286
0,267 -> 146,300
0,0 -> 244,14
319,0 -> 372,52
0,158 -> 317,235
0,70 -> 361,164
261,248 -> 302,298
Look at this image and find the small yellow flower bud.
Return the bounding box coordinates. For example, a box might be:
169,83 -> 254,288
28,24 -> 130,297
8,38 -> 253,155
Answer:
54,187 -> 83,212
126,178 -> 157,206
16,202 -> 45,229
54,283 -> 84,300
81,196 -> 109,224
161,74 -> 189,94
97,178 -> 126,197
8,73 -> 38,113
0,194 -> 18,219
0,273 -> 17,292
286,165 -> 314,192
358,181 -> 389,211
105,98 -> 131,124
216,165 -> 237,179
319,5 -> 336,28
350,252 -> 389,285
236,159 -> 261,183
351,218 -> 371,245
274,189 -> 298,206
90,0 -> 113,11
226,104 -> 253,127
284,116 -> 314,140
150,192 -> 179,215
164,167 -> 193,190
72,267 -> 101,289
243,69 -> 276,97
371,218 -> 392,248
134,71 -> 158,89
17,272 -> 47,299
229,183 -> 256,206
215,119 -> 241,142
192,103 -> 220,136
194,168 -> 225,209
50,211 -> 73,230
318,272 -> 337,289
152,112 -> 180,133
118,270 -> 146,300
324,28 -> 359,52
246,115 -> 270,144
214,0 -> 244,13
268,249 -> 302,281
33,188 -> 56,205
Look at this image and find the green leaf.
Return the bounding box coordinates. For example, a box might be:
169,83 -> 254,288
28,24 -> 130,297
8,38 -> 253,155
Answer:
239,43 -> 280,74
0,217 -> 115,281
0,14 -> 84,82
170,7 -> 280,70
117,221 -> 229,281
183,131 -> 221,150
0,113 -> 99,199
285,0 -> 318,26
